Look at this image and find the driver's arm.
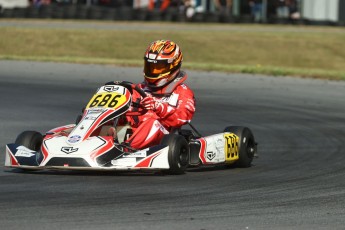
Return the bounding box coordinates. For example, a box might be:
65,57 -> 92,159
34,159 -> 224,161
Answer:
142,84 -> 195,128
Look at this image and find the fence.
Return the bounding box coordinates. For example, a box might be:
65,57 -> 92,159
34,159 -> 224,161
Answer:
0,4 -> 344,25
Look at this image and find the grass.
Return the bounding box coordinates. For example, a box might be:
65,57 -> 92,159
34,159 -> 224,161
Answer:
0,19 -> 344,80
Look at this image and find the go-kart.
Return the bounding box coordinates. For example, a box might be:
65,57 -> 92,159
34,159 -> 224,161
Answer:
5,81 -> 257,174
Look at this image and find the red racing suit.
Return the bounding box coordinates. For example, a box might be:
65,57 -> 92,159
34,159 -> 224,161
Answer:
125,71 -> 195,149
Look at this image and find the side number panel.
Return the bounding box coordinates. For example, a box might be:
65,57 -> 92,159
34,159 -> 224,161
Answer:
86,93 -> 125,109
224,133 -> 239,162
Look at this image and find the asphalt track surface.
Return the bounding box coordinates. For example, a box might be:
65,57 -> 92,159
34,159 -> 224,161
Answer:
1,61 -> 345,230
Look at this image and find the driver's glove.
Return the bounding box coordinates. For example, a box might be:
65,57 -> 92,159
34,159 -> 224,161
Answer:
141,96 -> 165,115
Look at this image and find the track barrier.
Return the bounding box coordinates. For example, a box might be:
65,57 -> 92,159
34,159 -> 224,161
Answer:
0,5 -> 343,25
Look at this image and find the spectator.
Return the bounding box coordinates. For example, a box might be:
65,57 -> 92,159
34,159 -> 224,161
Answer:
42,0 -> 51,5
194,0 -> 202,12
148,0 -> 171,11
276,0 -> 289,18
32,0 -> 51,7
134,0 -> 149,9
214,0 -> 232,16
181,0 -> 201,19
248,0 -> 262,22
287,0 -> 300,20
183,0 -> 194,19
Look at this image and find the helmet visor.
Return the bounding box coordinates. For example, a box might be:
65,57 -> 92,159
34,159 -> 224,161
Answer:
144,60 -> 171,78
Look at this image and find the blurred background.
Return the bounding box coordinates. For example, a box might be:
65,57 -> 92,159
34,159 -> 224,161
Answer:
1,0 -> 344,26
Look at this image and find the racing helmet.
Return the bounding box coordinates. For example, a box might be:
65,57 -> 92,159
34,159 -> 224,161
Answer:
143,40 -> 183,88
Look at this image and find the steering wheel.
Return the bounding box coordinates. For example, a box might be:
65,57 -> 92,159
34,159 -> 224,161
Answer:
132,84 -> 147,99
105,81 -> 148,116
105,81 -> 147,98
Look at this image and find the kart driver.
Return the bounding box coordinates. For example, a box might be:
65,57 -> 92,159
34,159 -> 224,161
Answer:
123,40 -> 195,149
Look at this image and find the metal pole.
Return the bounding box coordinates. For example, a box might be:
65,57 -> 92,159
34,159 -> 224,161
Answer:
233,0 -> 240,17
262,0 -> 267,23
86,0 -> 92,7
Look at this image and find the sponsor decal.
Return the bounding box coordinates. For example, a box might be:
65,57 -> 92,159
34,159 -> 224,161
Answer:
160,96 -> 170,103
88,108 -> 105,114
207,151 -> 216,160
147,58 -> 157,62
181,84 -> 187,89
154,121 -> 169,134
124,150 -> 147,158
61,147 -> 79,154
168,93 -> 179,106
215,138 -> 224,155
84,116 -> 96,120
173,76 -> 182,82
68,135 -> 81,143
104,86 -> 119,92
15,146 -> 36,157
112,157 -> 136,166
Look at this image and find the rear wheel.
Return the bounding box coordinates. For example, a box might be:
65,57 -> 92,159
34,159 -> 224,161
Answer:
15,131 -> 43,151
224,126 -> 256,168
160,134 -> 190,175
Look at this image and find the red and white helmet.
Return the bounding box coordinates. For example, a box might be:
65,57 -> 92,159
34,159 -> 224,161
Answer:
143,40 -> 183,88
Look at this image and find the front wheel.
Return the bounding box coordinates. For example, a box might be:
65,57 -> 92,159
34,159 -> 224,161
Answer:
224,126 -> 257,168
15,131 -> 43,151
160,134 -> 190,175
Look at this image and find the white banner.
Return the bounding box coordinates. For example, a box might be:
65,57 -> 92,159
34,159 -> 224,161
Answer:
133,0 -> 150,9
302,0 -> 339,22
0,0 -> 29,9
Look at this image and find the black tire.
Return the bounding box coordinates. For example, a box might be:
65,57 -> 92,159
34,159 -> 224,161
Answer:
160,134 -> 190,175
75,114 -> 82,125
224,126 -> 256,168
15,131 -> 43,151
